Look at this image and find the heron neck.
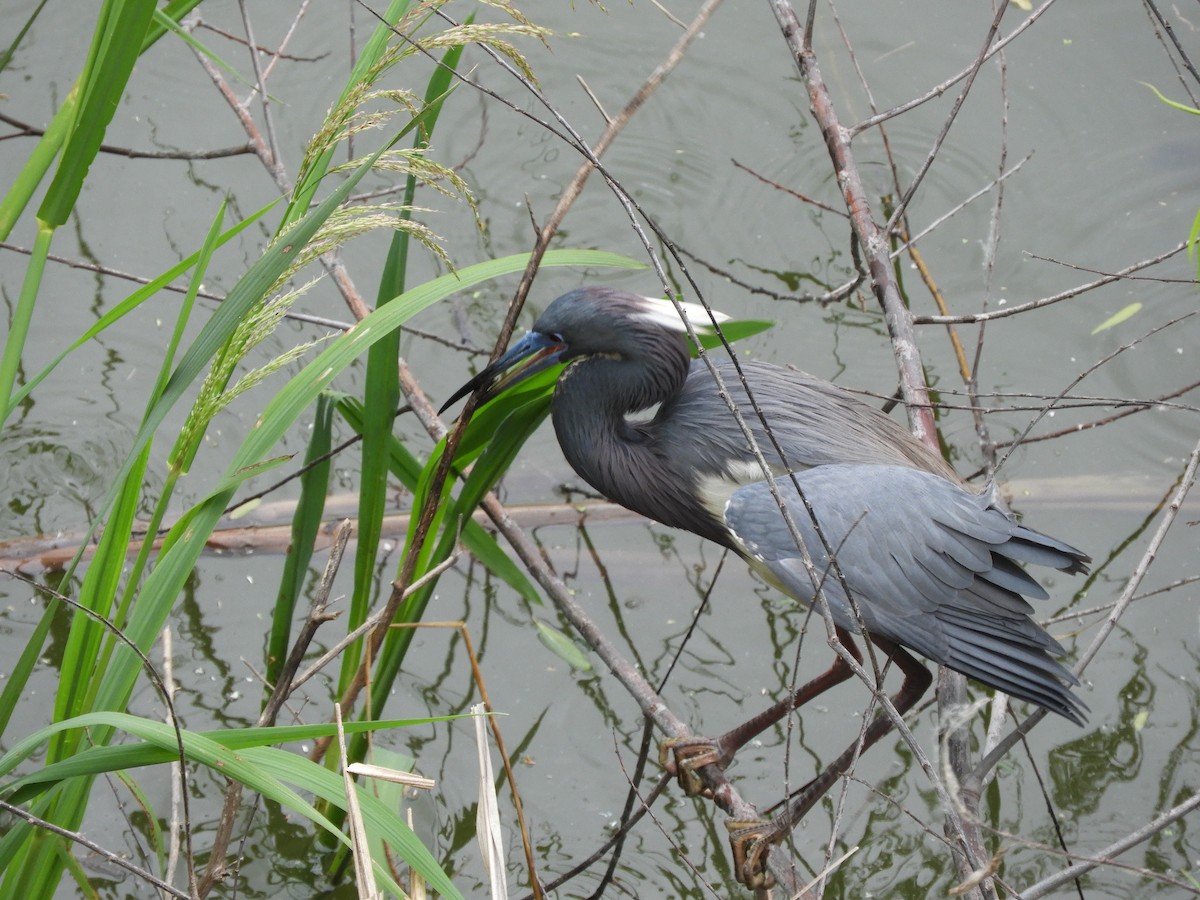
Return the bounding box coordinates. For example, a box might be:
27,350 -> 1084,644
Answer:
549,339 -> 731,547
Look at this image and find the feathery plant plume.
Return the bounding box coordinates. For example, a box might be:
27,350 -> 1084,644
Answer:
291,206 -> 453,273
0,5 -> 567,898
336,146 -> 476,205
176,195 -> 452,475
417,21 -> 547,82
174,277 -> 331,476
295,1 -> 548,200
172,1 -> 553,478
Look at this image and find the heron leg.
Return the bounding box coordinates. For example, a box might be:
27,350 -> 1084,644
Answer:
726,638 -> 932,889
660,627 -> 864,796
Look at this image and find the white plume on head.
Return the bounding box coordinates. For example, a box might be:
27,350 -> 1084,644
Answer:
631,295 -> 732,335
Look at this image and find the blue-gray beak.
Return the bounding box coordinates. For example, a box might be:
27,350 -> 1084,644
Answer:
439,331 -> 566,414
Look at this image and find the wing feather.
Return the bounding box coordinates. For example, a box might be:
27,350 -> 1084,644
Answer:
724,464 -> 1089,722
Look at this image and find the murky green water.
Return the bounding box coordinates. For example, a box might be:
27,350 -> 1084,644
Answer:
1,1 -> 1197,897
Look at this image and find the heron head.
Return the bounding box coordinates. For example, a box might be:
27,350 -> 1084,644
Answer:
440,287 -> 730,413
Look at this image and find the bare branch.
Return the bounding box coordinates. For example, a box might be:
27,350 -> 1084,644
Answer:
851,0 -> 1064,135
914,241 -> 1192,325
0,800 -> 191,899
0,113 -> 254,158
1019,790 -> 1200,899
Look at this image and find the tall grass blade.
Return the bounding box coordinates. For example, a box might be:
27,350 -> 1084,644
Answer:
0,0 -> 200,238
336,397 -> 543,606
2,201 -> 273,424
52,200 -> 231,761
266,392 -> 336,689
2,712 -> 462,898
0,0 -> 50,73
0,225 -> 50,420
347,15 -> 474,694
37,0 -> 157,229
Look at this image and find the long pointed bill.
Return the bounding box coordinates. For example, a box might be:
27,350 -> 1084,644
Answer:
439,330 -> 566,414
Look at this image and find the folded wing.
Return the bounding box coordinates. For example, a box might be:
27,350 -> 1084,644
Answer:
724,464 -> 1089,724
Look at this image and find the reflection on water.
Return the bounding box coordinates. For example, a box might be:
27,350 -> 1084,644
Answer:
1,0 -> 1197,896
1051,658 -> 1151,816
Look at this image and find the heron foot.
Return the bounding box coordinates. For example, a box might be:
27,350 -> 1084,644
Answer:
724,778 -> 832,888
725,818 -> 783,889
657,736 -> 732,797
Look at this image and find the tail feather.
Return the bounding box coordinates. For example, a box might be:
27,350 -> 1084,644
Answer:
1008,524 -> 1091,574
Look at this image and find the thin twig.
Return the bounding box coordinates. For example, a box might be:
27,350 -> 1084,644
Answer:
1140,0 -> 1200,94
188,17 -> 281,184
4,574 -> 199,896
851,0 -> 1063,135
0,800 -> 191,900
194,19 -> 326,63
914,241 -> 1191,325
973,434 -> 1200,784
992,378 -> 1200,447
0,240 -> 357,332
882,2 -> 1009,234
892,152 -> 1032,261
0,113 -> 253,158
994,310 -> 1199,477
163,626 -> 183,892
1018,790 -> 1200,899
731,158 -> 848,217
769,0 -> 937,441
259,0 -> 312,84
236,0 -> 288,188
198,520 -> 352,896
291,551 -> 459,692
971,0 -> 1013,568
672,238 -> 857,304
608,735 -> 725,899
1041,575 -> 1200,626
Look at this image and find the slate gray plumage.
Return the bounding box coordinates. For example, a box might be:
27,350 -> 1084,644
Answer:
445,285 -> 1090,887
445,285 -> 1087,723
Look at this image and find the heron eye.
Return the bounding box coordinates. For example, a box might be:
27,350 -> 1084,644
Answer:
549,332 -> 565,344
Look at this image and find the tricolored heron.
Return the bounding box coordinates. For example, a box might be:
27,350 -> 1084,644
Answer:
443,286 -> 1088,887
